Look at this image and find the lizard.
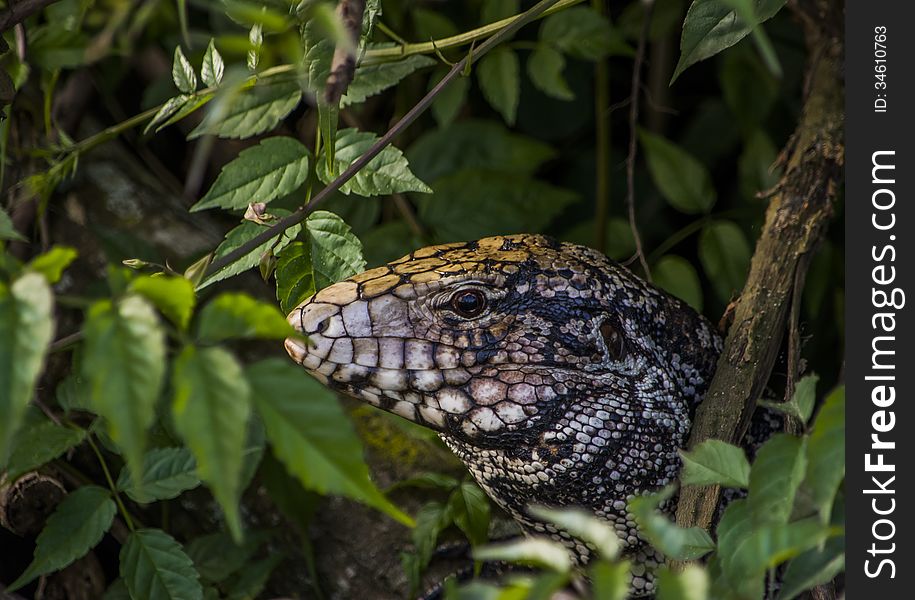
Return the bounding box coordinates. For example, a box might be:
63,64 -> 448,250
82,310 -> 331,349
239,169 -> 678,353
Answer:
283,234 -> 724,594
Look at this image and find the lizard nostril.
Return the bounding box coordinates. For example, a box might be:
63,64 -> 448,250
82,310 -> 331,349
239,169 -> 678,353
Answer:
316,317 -> 331,333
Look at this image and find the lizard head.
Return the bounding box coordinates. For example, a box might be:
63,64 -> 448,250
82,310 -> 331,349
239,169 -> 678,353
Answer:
284,234 -> 721,450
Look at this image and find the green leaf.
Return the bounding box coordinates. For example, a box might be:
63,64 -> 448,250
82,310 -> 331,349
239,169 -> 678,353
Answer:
6,417 -> 86,481
172,46 -> 197,94
318,101 -> 338,170
189,79 -> 302,140
26,246 -> 77,284
304,210 -> 367,290
715,498 -> 762,594
629,489 -> 715,560
482,0 -> 520,23
653,255 -> 703,312
404,500 -> 454,592
191,137 -> 311,212
301,19 -> 338,166
562,218 -> 635,261
116,447 -> 200,504
801,386 -> 845,522
129,275 -> 196,332
778,536 -> 844,600
429,67 -> 470,128
160,93 -> 214,133
200,212 -> 301,288
172,345 -> 251,541
589,560 -> 630,600
247,358 -> 412,526
8,486 -> 116,591
720,0 -> 782,77
120,529 -> 203,600
413,8 -> 458,39
196,292 -> 294,343
738,128 -> 780,199
449,482 -> 491,547
342,55 -> 435,106
760,373 -> 819,424
247,23 -> 262,71
527,46 -> 574,101
672,0 -> 787,82
477,47 -> 520,125
699,220 -> 751,302
144,95 -> 193,135
407,120 -> 555,183
474,538 -> 572,573
103,579 -> 131,600
640,129 -> 716,214
186,531 -> 267,583
417,170 -> 577,241
27,26 -> 88,70
0,273 -> 53,465
539,6 -> 633,60
747,434 -> 807,524
360,0 -> 383,52
390,472 -> 461,492
725,517 -> 837,581
0,205 -> 26,241
317,128 -> 431,196
301,20 -> 334,95
720,46 -> 778,133
275,242 -> 315,315
201,39 -> 225,87
82,295 -> 166,485
656,565 -> 709,600
679,439 -> 751,489
529,506 -> 621,560
224,554 -> 282,600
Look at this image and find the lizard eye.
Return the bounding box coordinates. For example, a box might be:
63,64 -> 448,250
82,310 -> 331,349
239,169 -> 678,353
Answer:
600,321 -> 627,362
450,289 -> 487,318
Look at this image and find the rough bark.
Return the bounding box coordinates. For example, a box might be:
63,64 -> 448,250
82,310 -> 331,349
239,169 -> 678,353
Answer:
674,0 -> 844,533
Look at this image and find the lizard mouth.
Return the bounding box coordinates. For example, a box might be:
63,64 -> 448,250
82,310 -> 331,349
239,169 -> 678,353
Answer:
284,298 -> 565,435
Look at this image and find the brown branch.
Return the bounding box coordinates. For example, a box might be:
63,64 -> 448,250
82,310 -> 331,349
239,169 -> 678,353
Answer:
674,0 -> 843,535
0,0 -> 59,32
324,0 -> 366,105
625,1 -> 654,281
203,0 -> 564,280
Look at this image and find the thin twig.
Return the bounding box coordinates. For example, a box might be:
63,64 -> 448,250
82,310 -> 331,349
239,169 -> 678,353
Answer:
324,0 -> 366,105
203,0 -> 564,280
48,331 -> 83,353
625,0 -> 654,281
85,434 -> 136,531
783,252 -> 814,434
592,0 -> 610,253
392,193 -> 426,238
0,0 -> 59,32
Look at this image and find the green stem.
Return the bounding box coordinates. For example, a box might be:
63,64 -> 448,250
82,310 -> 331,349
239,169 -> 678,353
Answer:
85,434 -> 136,531
647,216 -> 710,264
360,0 -> 584,64
375,21 -> 408,46
646,208 -> 747,263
